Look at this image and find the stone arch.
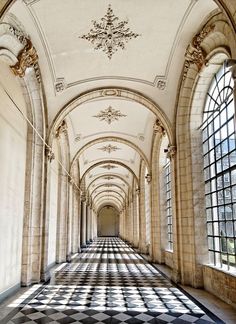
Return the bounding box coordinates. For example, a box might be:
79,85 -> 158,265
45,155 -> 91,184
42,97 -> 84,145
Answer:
81,160 -> 138,183
175,14 -> 235,286
71,136 -> 150,173
48,87 -> 174,148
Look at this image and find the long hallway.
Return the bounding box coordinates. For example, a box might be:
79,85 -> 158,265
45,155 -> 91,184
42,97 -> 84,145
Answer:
1,238 -> 222,324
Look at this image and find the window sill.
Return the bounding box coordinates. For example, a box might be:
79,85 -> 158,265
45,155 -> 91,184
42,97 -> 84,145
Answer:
165,249 -> 173,253
204,263 -> 236,278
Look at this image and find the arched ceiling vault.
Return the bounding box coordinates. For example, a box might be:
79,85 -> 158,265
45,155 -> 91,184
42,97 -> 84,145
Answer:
87,174 -> 130,192
0,0 -> 224,210
90,184 -> 127,199
93,195 -> 125,208
93,190 -> 125,204
81,160 -> 138,183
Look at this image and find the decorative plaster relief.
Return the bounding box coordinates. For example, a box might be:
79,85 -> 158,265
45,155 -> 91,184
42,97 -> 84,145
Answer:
156,79 -> 166,90
55,78 -> 66,93
101,164 -> 117,170
98,144 -> 121,153
104,176 -> 114,180
79,5 -> 140,59
101,89 -> 121,97
137,133 -> 145,141
75,134 -> 82,142
93,106 -> 127,124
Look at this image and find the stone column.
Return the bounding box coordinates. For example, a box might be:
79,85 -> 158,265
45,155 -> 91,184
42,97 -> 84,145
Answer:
128,196 -> 134,245
81,194 -> 87,248
89,204 -> 94,241
86,201 -> 90,244
66,179 -> 73,262
40,147 -> 54,282
71,186 -> 80,253
133,188 -> 140,247
150,121 -> 166,263
139,162 -> 147,253
56,122 -> 69,263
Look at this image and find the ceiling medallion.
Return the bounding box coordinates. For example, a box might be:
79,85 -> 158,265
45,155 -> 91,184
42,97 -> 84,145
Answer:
98,144 -> 121,153
101,164 -> 117,170
79,5 -> 140,59
104,176 -> 114,180
93,106 -> 127,124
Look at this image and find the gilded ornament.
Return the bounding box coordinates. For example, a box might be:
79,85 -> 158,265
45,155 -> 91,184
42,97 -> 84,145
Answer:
11,38 -> 39,79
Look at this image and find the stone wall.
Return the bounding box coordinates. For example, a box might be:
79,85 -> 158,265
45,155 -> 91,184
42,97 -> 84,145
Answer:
0,60 -> 27,300
203,265 -> 236,309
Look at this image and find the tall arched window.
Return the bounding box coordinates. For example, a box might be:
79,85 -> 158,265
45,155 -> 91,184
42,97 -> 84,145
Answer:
164,159 -> 173,251
202,63 -> 236,271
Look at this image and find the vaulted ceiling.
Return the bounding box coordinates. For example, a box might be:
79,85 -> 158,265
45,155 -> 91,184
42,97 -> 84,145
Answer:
2,0 -> 219,211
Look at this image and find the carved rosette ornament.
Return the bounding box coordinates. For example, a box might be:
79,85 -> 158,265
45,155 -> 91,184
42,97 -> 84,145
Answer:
183,25 -> 214,80
10,38 -> 40,81
153,119 -> 165,136
165,145 -> 176,160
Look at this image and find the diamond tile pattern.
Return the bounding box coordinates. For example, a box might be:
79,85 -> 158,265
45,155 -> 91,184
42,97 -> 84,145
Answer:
2,238 -> 221,323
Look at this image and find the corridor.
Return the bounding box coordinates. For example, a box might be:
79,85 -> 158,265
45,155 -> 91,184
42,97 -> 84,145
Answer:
1,238 -> 221,324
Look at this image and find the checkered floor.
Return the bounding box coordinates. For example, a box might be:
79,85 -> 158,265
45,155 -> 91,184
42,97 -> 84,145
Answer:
2,237 -> 223,323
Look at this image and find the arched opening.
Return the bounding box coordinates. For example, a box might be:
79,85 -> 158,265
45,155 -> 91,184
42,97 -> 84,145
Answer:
98,205 -> 119,237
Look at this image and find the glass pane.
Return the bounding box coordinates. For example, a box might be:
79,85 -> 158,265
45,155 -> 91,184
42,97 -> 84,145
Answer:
229,151 -> 236,167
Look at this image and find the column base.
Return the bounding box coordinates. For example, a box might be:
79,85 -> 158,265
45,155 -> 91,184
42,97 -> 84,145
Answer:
41,269 -> 51,283
66,254 -> 72,263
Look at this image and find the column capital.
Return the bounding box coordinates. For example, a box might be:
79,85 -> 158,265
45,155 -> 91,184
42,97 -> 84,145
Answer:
10,38 -> 40,82
55,120 -> 67,138
153,119 -> 165,136
145,173 -> 152,183
165,144 -> 176,160
81,192 -> 86,202
45,146 -> 55,163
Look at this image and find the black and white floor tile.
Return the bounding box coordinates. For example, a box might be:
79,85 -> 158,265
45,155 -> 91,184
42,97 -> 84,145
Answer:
1,238 -> 224,323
